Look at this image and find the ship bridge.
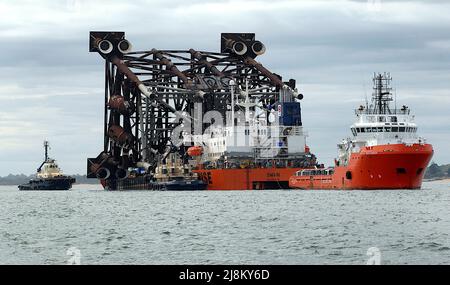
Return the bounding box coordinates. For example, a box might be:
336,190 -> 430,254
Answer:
347,73 -> 424,145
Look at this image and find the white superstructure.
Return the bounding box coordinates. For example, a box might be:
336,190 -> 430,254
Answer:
337,73 -> 427,166
37,159 -> 64,179
36,141 -> 66,179
183,81 -> 311,168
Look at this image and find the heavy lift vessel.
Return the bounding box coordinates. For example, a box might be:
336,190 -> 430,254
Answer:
86,32 -> 318,190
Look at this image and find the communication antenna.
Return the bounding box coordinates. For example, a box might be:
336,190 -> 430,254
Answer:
363,80 -> 368,109
394,87 -> 397,111
44,140 -> 50,161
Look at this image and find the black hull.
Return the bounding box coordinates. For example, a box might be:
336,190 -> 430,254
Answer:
18,177 -> 75,191
104,176 -> 207,191
163,180 -> 208,191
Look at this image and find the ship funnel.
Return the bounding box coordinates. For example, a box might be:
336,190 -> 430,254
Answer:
118,39 -> 132,53
96,167 -> 111,179
97,39 -> 113,54
251,41 -> 266,55
232,41 -> 248,56
115,168 -> 129,180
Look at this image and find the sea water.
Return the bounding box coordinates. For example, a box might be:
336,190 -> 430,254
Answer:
0,180 -> 449,264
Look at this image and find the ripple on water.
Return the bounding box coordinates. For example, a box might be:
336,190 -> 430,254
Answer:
0,182 -> 449,264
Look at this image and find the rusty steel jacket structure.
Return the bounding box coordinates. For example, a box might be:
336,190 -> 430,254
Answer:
86,31 -> 302,189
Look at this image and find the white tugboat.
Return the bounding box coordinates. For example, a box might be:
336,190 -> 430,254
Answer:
18,141 -> 76,191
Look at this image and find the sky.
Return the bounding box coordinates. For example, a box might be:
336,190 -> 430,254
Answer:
0,0 -> 449,175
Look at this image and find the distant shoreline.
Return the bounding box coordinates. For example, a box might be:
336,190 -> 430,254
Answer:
424,177 -> 450,183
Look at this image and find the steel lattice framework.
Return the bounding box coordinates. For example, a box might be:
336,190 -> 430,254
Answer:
87,32 -> 299,182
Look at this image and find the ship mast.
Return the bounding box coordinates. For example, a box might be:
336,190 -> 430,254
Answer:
44,140 -> 50,161
372,72 -> 393,114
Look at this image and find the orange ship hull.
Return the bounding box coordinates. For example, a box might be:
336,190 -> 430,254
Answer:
194,167 -> 304,190
289,143 -> 433,190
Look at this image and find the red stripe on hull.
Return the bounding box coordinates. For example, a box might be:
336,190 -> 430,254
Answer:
289,143 -> 433,190
193,167 -> 303,190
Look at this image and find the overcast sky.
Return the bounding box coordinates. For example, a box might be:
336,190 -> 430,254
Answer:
0,0 -> 449,176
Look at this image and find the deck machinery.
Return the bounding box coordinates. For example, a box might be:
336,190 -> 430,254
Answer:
87,32 -> 306,190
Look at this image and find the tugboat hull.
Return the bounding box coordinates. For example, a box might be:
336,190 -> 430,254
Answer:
18,177 -> 75,191
163,179 -> 208,191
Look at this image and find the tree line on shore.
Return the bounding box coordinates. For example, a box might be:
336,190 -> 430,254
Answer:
424,162 -> 450,180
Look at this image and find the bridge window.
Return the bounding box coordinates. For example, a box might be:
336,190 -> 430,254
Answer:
399,127 -> 405,132
384,127 -> 391,132
392,127 -> 398,132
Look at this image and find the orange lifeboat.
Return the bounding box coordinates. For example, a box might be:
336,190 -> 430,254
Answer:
187,146 -> 203,157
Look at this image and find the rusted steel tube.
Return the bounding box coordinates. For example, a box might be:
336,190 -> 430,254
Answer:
108,95 -> 134,115
189,49 -> 224,77
244,57 -> 284,88
224,39 -> 248,55
109,56 -> 151,97
111,56 -> 142,86
108,125 -> 132,144
151,49 -> 192,87
89,163 -> 111,179
115,168 -> 129,180
95,167 -> 111,179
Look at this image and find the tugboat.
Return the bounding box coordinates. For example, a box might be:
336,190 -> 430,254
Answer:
289,73 -> 434,190
104,152 -> 207,191
18,141 -> 76,191
155,153 -> 208,191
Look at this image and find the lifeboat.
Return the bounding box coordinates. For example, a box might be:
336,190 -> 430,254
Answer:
187,146 -> 203,157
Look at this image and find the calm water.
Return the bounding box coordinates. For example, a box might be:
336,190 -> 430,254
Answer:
0,180 -> 449,265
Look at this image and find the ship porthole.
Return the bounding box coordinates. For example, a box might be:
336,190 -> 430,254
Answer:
346,171 -> 352,180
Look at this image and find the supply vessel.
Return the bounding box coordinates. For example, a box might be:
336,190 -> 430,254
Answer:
18,141 -> 76,191
289,73 -> 433,190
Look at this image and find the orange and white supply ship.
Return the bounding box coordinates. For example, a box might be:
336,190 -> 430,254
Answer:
289,73 -> 433,190
187,81 -> 319,190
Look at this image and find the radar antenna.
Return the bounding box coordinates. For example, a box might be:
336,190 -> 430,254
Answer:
372,72 -> 393,114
